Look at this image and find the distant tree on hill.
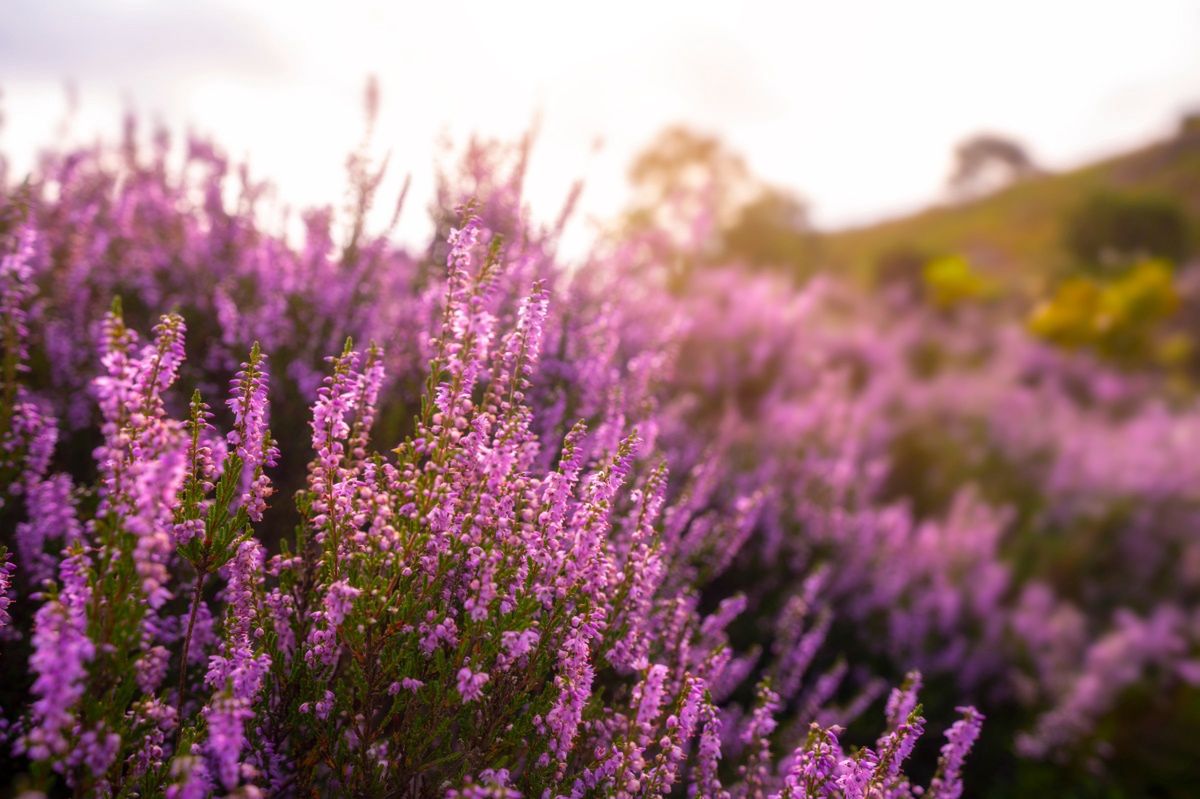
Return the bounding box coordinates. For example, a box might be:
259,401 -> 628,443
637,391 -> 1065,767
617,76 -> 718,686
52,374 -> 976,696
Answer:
947,133 -> 1038,199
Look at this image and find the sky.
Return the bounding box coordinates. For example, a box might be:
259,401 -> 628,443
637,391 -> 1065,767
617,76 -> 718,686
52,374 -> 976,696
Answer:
2,0 -> 1199,253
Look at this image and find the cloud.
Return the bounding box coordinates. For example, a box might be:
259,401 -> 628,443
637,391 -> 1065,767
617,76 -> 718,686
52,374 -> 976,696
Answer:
0,0 -> 287,83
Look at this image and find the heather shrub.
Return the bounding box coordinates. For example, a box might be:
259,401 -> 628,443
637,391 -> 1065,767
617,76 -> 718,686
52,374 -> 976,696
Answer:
0,175 -> 981,796
1,121 -> 1198,797
630,257 -> 1200,794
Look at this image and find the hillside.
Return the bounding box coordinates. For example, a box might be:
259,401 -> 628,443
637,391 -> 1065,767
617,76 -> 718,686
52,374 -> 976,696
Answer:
819,119 -> 1200,292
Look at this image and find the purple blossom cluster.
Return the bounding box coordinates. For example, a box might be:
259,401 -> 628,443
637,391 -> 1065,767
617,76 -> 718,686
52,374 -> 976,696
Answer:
0,118 -> 1196,796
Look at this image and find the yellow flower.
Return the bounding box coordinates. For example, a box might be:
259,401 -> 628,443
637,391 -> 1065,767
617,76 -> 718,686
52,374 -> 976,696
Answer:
922,255 -> 996,309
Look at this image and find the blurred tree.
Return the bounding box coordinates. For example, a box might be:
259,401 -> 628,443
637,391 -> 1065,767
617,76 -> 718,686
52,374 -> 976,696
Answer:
626,125 -> 753,257
947,133 -> 1037,199
628,126 -> 751,214
1064,191 -> 1191,273
719,185 -> 814,271
626,125 -> 816,277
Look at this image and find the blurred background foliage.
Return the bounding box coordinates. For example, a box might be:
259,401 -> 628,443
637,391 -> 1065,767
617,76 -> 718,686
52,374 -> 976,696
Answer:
616,117 -> 1200,797
624,113 -> 1200,379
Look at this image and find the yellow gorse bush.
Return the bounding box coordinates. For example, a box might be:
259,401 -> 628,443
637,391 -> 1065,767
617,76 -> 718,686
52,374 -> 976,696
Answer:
922,254 -> 997,309
1028,259 -> 1182,364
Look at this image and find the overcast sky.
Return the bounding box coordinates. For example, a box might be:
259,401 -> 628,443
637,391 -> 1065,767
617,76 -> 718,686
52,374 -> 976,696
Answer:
3,0 -> 1199,251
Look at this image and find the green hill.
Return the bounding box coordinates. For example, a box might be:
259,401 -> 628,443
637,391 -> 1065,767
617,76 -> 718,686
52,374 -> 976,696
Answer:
819,118 -> 1200,293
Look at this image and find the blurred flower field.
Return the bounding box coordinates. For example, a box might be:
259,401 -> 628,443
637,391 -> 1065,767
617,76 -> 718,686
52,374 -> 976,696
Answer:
1,114 -> 1199,798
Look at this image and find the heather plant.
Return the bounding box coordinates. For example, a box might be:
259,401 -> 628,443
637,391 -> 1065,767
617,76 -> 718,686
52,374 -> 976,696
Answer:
0,193 -> 984,797
2,117 -> 1198,797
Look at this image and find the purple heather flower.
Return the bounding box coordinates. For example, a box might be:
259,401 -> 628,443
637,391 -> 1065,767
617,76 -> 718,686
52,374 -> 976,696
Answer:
446,768 -> 520,799
496,628 -> 539,670
203,540 -> 271,791
20,548 -> 94,762
927,707 -> 984,799
883,671 -> 923,732
457,666 -> 490,703
167,746 -> 213,799
226,345 -> 278,522
781,724 -> 841,797
634,663 -> 669,731
15,473 -> 83,586
0,225 -> 36,371
305,579 -> 360,668
0,555 -> 15,631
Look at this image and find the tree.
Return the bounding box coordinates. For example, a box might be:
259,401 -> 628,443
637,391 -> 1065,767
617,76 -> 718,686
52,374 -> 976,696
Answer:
719,186 -> 813,271
625,125 -> 754,255
625,126 -> 815,275
1064,191 -> 1191,272
947,133 -> 1037,199
628,125 -> 752,214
